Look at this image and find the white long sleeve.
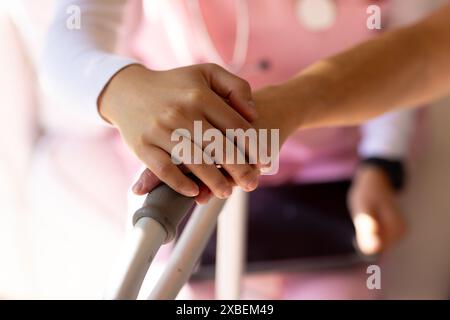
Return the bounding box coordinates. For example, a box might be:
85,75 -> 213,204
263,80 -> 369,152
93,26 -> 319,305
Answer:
40,0 -> 137,126
359,110 -> 415,160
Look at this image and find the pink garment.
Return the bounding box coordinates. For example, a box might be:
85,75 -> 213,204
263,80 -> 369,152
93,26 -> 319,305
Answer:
125,0 -> 387,185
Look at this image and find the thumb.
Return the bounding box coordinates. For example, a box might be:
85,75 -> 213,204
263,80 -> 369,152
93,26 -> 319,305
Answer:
352,211 -> 382,256
132,168 -> 162,195
202,63 -> 257,122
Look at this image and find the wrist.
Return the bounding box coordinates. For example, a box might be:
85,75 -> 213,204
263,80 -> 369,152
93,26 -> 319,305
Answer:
358,157 -> 406,191
98,64 -> 149,125
253,85 -> 296,144
252,80 -> 326,145
277,71 -> 332,131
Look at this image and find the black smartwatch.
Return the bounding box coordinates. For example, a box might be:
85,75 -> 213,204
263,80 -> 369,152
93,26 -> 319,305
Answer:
359,157 -> 406,191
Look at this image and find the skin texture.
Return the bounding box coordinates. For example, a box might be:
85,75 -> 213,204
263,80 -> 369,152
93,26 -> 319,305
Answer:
99,63 -> 261,199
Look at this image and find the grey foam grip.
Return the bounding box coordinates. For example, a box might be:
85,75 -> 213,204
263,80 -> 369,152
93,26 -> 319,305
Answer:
132,184 -> 195,244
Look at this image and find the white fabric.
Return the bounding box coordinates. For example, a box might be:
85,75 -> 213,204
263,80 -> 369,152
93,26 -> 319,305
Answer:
40,0 -> 136,127
359,110 -> 415,160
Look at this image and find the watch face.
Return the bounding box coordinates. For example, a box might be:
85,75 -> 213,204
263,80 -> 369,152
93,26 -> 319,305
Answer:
296,0 -> 337,31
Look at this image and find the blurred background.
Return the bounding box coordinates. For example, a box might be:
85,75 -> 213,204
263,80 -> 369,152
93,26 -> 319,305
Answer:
0,0 -> 450,299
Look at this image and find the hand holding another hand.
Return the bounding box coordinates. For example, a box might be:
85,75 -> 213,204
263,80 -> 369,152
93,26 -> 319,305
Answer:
99,63 -> 262,200
130,85 -> 295,203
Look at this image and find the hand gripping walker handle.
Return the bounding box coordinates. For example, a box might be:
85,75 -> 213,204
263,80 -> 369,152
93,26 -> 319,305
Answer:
132,183 -> 196,243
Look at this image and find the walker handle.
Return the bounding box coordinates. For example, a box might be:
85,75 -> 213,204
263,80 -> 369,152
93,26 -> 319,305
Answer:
132,183 -> 195,243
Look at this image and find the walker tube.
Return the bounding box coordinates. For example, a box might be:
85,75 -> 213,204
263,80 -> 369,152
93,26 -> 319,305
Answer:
105,184 -> 195,299
148,197 -> 226,300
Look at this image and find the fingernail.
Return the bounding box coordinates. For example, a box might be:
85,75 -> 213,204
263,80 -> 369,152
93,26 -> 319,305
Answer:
132,181 -> 143,194
248,100 -> 255,108
221,186 -> 232,199
246,176 -> 259,191
184,184 -> 199,197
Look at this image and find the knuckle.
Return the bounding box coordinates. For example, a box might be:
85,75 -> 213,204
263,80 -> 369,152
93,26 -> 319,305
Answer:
236,78 -> 251,92
237,167 -> 257,183
155,161 -> 173,179
185,88 -> 205,105
161,105 -> 186,124
203,62 -> 221,71
148,117 -> 166,133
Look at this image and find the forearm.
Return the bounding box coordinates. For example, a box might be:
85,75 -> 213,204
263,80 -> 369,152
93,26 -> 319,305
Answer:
277,3 -> 450,130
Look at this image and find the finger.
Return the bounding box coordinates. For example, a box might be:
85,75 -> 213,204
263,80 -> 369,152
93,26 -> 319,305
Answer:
352,211 -> 382,256
194,182 -> 212,204
203,93 -> 262,166
163,113 -> 260,192
178,165 -> 212,204
136,145 -> 200,197
184,161 -> 232,199
202,63 -> 257,122
132,168 -> 161,195
152,126 -> 233,199
195,118 -> 260,192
